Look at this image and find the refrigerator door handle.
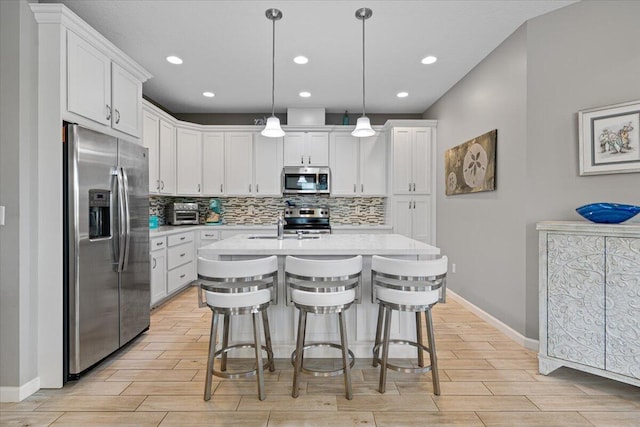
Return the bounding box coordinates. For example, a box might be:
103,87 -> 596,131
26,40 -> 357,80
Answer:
116,168 -> 126,272
120,167 -> 132,271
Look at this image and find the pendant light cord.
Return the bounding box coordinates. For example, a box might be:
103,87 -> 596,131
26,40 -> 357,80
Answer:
361,15 -> 366,117
271,15 -> 276,118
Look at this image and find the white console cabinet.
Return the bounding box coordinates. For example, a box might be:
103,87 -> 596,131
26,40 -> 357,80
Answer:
537,221 -> 640,386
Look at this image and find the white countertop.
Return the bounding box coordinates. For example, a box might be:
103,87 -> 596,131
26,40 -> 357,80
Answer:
198,233 -> 439,256
150,224 -> 393,237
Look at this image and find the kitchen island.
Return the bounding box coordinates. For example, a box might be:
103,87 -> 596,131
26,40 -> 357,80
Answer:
198,234 -> 440,358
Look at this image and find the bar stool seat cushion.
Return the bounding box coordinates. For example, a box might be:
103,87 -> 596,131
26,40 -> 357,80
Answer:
376,287 -> 439,306
205,289 -> 271,309
291,289 -> 356,307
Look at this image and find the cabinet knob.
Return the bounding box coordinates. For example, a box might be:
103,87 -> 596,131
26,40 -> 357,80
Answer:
197,184 -> 201,192
115,109 -> 121,124
152,258 -> 157,269
156,242 -> 163,246
180,274 -> 185,279
412,183 -> 416,191
308,156 -> 311,165
220,183 -> 223,193
300,156 -> 304,164
180,253 -> 186,257
156,179 -> 160,191
105,104 -> 112,120
160,180 -> 165,190
408,183 -> 412,192
361,184 -> 364,192
256,184 -> 259,193
249,184 -> 252,192
354,184 -> 356,193
180,237 -> 185,241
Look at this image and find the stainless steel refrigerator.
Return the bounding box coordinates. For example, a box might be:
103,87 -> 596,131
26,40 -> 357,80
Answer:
64,123 -> 150,380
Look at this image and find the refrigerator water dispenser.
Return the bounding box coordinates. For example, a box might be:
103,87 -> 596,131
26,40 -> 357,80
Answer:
89,189 -> 111,239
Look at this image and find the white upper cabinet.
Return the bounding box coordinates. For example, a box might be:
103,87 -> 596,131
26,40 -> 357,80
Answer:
224,132 -> 253,196
143,109 -> 175,195
66,30 -> 143,137
330,133 -> 360,195
67,30 -> 111,127
176,128 -> 202,195
284,132 -> 329,166
330,131 -> 386,196
253,134 -> 283,196
202,132 -> 225,196
391,127 -> 432,195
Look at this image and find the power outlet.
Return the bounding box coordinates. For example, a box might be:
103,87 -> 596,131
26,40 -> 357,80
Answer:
452,263 -> 457,273
247,205 -> 254,215
355,206 -> 361,215
369,206 -> 375,215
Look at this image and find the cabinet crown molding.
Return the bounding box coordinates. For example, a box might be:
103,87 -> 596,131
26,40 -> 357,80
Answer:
30,3 -> 152,83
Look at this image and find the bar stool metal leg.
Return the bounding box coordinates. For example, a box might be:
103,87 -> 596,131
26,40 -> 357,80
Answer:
204,313 -> 219,401
372,304 -> 384,367
252,312 -> 266,401
416,312 -> 425,368
221,314 -> 230,372
338,311 -> 353,400
261,310 -> 275,372
292,309 -> 307,398
378,306 -> 392,394
425,308 -> 440,395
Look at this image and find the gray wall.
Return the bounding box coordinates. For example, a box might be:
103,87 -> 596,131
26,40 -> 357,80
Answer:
424,0 -> 640,340
424,25 -> 529,335
0,0 -> 39,388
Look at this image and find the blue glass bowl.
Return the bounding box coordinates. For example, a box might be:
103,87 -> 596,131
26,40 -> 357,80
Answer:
576,203 -> 640,224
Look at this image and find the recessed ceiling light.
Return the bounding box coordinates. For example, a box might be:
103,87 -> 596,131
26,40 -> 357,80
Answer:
202,92 -> 215,98
166,55 -> 183,65
293,56 -> 309,64
421,55 -> 437,65
299,91 -> 311,98
397,92 -> 409,98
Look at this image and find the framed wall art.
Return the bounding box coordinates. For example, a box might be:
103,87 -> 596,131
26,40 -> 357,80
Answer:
445,129 -> 497,196
578,100 -> 640,175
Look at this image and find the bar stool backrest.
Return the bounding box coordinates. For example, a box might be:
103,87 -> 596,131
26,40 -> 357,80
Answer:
284,255 -> 363,305
371,255 -> 448,304
197,256 -> 279,307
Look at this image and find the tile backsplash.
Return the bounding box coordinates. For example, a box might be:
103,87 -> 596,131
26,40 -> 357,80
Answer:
150,195 -> 386,226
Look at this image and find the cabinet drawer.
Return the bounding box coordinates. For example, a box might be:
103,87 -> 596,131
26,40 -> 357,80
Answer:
200,230 -> 220,241
167,231 -> 194,247
167,261 -> 194,294
167,242 -> 194,270
150,236 -> 166,250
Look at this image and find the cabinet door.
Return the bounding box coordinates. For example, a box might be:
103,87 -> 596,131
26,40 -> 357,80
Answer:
412,128 -> 431,194
254,133 -> 283,196
307,132 -> 329,166
176,128 -> 202,195
111,63 -> 142,137
284,132 -> 306,166
547,234 -> 605,369
225,132 -> 253,196
412,197 -> 431,244
202,132 -> 225,195
392,197 -> 413,238
392,128 -> 413,194
330,133 -> 359,196
605,237 -> 640,379
158,120 -> 176,194
67,30 -> 111,126
142,111 -> 160,193
360,132 -> 386,196
150,250 -> 167,306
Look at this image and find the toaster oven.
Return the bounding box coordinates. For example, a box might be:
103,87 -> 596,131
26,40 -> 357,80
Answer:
166,203 -> 199,225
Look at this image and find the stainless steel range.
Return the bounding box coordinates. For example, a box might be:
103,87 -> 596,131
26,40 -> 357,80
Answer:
283,206 -> 331,234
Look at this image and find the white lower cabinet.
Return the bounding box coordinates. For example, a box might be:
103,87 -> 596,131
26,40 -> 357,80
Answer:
537,221 -> 640,386
392,196 -> 432,244
150,236 -> 167,306
150,231 -> 196,307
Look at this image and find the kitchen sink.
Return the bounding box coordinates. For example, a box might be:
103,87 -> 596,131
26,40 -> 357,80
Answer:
248,235 -> 320,240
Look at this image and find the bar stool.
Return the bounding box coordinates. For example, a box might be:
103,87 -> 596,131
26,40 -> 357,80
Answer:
371,255 -> 448,395
285,255 -> 362,400
197,256 -> 278,401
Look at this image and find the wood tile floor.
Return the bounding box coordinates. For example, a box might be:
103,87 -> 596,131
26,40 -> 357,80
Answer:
2,286 -> 640,426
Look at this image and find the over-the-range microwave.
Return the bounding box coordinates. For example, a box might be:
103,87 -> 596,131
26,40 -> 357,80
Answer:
282,166 -> 330,194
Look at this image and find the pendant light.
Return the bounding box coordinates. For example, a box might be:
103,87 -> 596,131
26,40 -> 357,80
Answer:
262,8 -> 285,138
352,8 -> 375,138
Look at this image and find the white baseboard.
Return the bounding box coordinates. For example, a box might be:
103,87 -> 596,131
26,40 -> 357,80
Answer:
0,376 -> 40,402
447,290 -> 539,351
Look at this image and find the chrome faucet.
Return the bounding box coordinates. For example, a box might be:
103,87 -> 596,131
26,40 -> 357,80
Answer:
277,213 -> 285,240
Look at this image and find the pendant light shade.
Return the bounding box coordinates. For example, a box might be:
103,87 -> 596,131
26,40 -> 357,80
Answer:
262,116 -> 286,137
262,8 -> 285,138
352,8 -> 375,138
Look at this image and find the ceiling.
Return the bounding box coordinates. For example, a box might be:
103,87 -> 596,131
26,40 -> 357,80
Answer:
43,0 -> 576,115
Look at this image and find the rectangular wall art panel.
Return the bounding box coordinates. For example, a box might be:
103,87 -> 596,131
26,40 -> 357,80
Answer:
445,129 -> 497,195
